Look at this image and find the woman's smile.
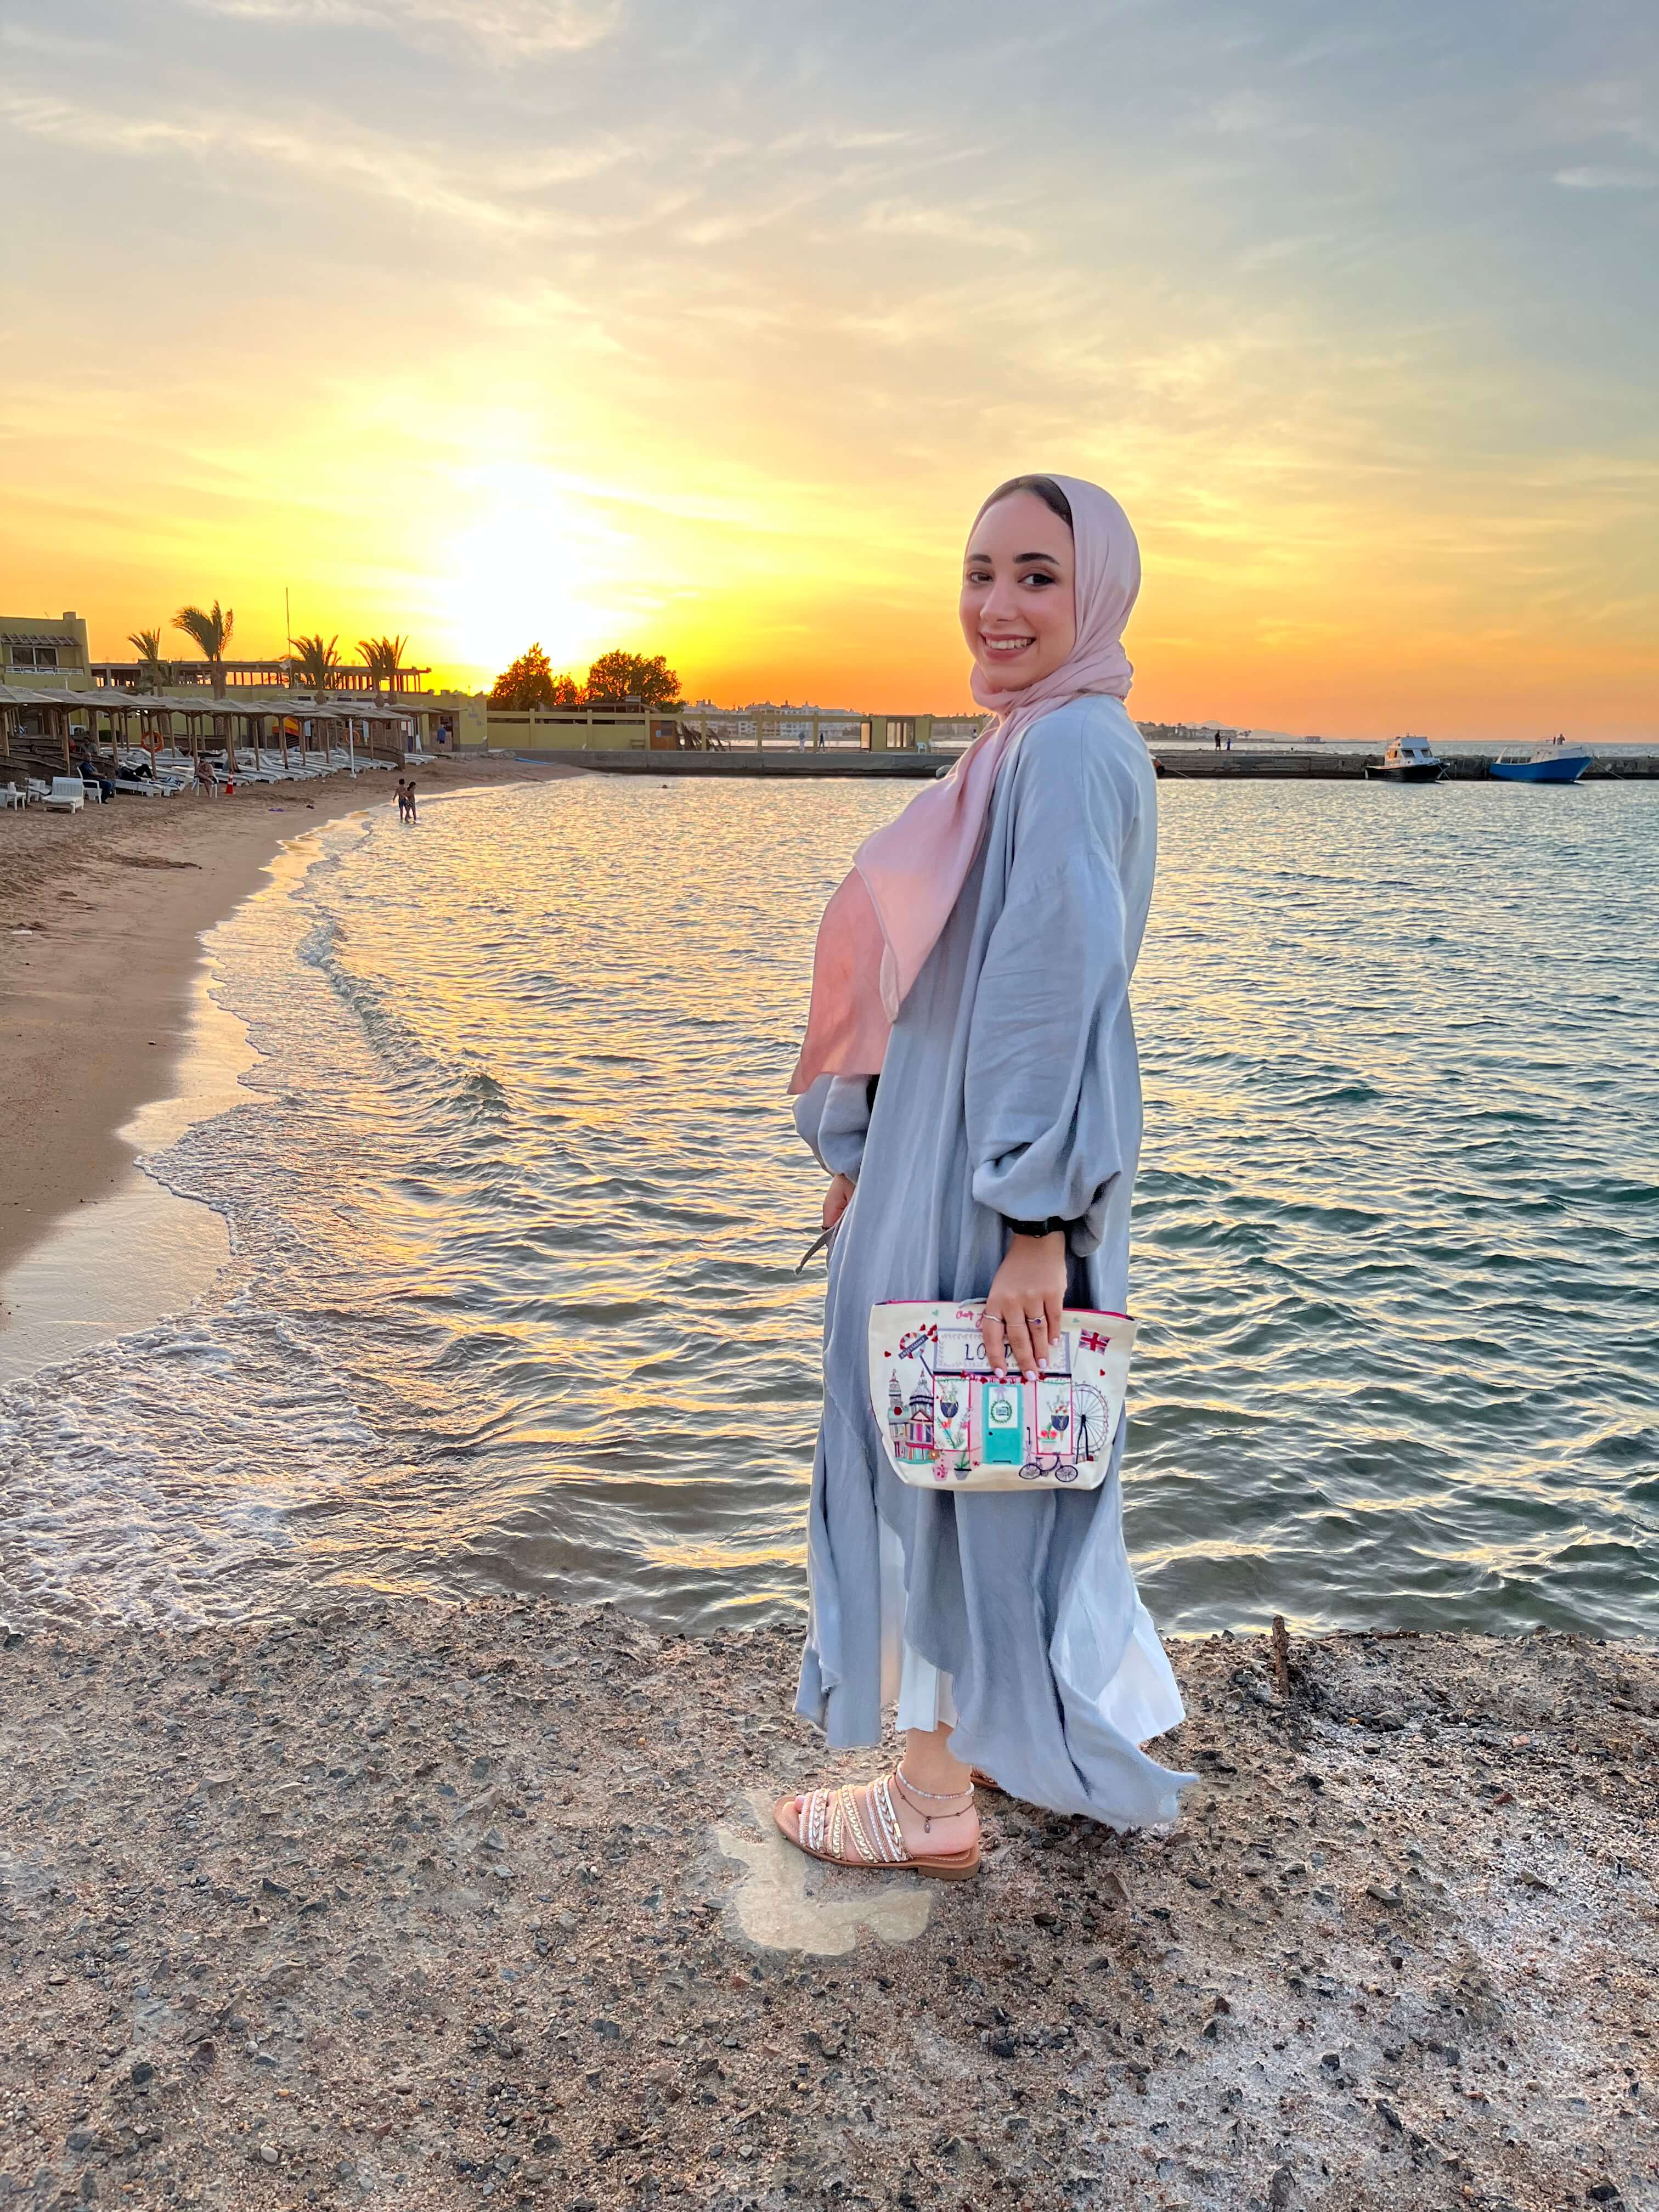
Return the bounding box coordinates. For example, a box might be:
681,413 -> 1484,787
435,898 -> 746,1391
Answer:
960,485 -> 1079,691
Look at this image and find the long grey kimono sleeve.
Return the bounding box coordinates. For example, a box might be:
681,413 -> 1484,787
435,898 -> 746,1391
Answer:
964,735 -> 1139,1257
793,1073 -> 874,1183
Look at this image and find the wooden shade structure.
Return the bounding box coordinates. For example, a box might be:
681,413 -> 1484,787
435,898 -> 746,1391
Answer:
0,681 -> 410,788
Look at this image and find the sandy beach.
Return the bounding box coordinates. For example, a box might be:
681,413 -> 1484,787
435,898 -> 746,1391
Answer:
1,1601 -> 1653,2211
0,757 -> 569,1284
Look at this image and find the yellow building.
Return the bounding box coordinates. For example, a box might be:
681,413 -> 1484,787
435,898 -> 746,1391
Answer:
861,714 -> 934,752
481,707 -> 679,752
1,612 -> 92,690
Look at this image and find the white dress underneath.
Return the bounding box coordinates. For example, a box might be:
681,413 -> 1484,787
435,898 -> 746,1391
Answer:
877,1521 -> 1185,1746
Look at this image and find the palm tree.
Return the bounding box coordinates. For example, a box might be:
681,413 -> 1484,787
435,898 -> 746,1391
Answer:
357,634 -> 409,692
172,600 -> 235,699
127,627 -> 168,693
289,633 -> 341,693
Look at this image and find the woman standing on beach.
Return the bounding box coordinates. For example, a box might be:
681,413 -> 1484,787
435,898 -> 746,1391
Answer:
777,475 -> 1192,1878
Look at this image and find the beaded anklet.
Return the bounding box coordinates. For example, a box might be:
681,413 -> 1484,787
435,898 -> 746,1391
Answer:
893,1766 -> 976,1835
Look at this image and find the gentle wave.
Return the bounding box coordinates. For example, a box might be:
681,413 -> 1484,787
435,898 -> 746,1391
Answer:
2,776 -> 1655,1639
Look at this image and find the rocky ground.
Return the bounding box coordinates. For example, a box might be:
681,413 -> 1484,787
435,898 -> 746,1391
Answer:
1,1601 -> 1654,2212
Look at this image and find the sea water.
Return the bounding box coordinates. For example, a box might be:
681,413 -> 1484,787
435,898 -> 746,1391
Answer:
1,775 -> 1654,1638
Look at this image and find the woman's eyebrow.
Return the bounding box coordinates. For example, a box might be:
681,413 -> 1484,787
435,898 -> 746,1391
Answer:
963,546 -> 1063,565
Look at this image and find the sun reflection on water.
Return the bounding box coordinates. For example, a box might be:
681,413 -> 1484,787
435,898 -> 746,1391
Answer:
0,775 -> 1654,1640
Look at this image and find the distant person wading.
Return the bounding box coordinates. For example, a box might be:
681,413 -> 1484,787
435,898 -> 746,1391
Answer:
776,475 -> 1194,1880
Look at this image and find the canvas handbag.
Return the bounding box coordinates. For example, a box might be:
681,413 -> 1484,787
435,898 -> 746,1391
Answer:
867,1300 -> 1136,1493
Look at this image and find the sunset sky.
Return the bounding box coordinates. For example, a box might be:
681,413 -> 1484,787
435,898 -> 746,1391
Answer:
2,0 -> 1654,737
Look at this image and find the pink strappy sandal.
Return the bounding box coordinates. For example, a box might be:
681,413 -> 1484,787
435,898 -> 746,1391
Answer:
774,1770 -> 980,1882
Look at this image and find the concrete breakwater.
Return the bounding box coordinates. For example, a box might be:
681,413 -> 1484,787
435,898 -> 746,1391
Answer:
1153,747 -> 1658,781
2,1599 -> 1654,2211
498,746 -> 1659,782
500,746 -> 950,778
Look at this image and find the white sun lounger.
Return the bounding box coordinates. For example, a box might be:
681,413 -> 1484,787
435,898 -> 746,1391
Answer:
42,777 -> 86,812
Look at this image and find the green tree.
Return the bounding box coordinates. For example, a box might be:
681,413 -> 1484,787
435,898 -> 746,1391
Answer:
172,599 -> 235,698
289,633 -> 341,691
489,643 -> 583,710
490,642 -> 555,708
127,627 -> 169,692
358,633 -> 409,690
584,649 -> 681,710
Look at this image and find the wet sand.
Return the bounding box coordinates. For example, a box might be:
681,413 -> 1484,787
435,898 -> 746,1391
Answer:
1,1600 -> 1652,2211
0,757 -> 569,1284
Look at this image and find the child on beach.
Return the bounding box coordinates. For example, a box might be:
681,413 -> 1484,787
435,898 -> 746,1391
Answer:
776,474 -> 1193,1882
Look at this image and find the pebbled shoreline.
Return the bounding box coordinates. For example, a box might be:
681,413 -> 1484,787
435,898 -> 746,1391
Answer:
1,1600 -> 1655,2211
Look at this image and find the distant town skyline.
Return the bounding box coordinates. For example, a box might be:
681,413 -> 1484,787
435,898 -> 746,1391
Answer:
2,1 -> 1652,740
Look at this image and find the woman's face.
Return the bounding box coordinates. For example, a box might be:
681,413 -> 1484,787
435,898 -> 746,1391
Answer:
960,489 -> 1077,692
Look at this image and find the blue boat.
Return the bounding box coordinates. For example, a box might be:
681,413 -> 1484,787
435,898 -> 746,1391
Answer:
1489,741 -> 1592,785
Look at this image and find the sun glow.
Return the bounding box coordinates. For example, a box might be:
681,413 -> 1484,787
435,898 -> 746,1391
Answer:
0,3 -> 1651,736
436,467 -> 635,681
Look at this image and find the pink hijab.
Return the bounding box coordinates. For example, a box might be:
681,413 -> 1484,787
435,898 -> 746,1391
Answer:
788,473 -> 1141,1093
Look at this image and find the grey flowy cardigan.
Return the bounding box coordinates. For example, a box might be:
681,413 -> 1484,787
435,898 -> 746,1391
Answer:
792,696 -> 1194,1827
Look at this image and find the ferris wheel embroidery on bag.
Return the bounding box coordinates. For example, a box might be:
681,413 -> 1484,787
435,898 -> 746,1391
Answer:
867,1302 -> 1137,1494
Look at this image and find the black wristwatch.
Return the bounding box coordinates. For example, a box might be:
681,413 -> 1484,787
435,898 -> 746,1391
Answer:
1004,1215 -> 1069,1239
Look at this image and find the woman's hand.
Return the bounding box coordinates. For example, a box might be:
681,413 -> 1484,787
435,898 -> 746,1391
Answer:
980,1231 -> 1066,1380
822,1173 -> 855,1233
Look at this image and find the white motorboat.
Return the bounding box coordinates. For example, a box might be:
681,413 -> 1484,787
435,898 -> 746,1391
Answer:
1365,733 -> 1446,783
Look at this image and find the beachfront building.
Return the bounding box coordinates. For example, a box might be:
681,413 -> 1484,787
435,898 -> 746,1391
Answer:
87,653 -> 480,751
1,612 -> 92,690
483,700 -> 920,753
0,610 -> 489,758
0,612 -> 498,777
861,714 -> 939,752
89,653 -> 435,697
480,706 -> 680,753
0,680 -> 425,782
477,702 -> 984,756
860,712 -> 986,751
